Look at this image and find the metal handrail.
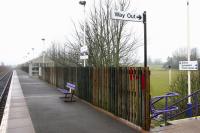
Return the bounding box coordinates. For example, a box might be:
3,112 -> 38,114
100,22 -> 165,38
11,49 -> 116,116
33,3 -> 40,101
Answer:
169,89 -> 200,107
151,89 -> 200,123
168,104 -> 200,120
151,92 -> 179,119
167,89 -> 200,120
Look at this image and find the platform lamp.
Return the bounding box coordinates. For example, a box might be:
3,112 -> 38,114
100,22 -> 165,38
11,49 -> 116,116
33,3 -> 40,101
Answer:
79,0 -> 86,67
41,38 -> 45,67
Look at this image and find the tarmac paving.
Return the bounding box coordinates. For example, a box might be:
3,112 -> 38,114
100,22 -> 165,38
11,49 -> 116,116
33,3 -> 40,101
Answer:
16,69 -> 140,133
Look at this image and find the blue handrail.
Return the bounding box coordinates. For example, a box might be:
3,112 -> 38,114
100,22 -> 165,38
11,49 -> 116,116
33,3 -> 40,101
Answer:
167,89 -> 200,120
150,92 -> 179,124
151,89 -> 200,124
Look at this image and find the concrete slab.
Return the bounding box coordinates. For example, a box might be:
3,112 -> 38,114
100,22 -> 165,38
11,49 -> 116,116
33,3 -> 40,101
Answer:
9,106 -> 29,113
7,118 -> 33,129
9,111 -> 29,119
10,102 -> 26,107
151,118 -> 200,133
7,126 -> 35,133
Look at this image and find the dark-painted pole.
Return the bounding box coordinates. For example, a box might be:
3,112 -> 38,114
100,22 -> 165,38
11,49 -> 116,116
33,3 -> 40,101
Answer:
143,11 -> 147,67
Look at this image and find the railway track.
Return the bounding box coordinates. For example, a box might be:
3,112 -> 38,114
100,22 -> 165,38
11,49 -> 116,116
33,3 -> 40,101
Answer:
0,70 -> 13,124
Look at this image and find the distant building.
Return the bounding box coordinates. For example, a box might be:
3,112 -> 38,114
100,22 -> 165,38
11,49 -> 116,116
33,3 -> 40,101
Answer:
21,56 -> 55,77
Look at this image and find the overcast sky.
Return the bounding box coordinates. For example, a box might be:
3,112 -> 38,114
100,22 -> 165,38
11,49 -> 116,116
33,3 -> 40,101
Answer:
0,0 -> 199,65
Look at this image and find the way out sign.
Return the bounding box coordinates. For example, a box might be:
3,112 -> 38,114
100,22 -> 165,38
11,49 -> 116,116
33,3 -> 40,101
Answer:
179,61 -> 198,70
111,10 -> 147,67
111,10 -> 143,22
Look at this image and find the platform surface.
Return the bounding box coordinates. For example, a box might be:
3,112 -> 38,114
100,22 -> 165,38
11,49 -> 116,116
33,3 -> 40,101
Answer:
0,71 -> 35,133
15,69 -> 140,133
151,117 -> 200,133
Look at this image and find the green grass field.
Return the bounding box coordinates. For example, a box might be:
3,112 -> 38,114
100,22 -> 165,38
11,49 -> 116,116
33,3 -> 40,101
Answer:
150,66 -> 178,96
150,66 -> 179,127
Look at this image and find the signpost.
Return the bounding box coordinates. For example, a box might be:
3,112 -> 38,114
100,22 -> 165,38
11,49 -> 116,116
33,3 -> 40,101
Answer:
186,1 -> 192,117
111,10 -> 147,67
179,61 -> 198,70
112,10 -> 143,22
179,60 -> 198,117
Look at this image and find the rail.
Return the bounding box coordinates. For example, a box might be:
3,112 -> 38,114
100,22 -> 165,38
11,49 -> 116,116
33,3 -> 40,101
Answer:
167,89 -> 200,120
0,70 -> 13,124
0,71 -> 13,101
151,92 -> 179,123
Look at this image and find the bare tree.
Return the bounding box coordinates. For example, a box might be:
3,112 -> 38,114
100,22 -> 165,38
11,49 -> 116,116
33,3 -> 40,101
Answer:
66,0 -> 141,67
46,41 -> 80,67
163,47 -> 199,69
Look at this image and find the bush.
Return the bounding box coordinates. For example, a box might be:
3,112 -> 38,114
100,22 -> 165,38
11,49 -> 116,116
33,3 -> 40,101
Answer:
170,71 -> 200,119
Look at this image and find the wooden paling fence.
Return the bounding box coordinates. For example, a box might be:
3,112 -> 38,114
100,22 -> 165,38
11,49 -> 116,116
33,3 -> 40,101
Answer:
41,67 -> 150,130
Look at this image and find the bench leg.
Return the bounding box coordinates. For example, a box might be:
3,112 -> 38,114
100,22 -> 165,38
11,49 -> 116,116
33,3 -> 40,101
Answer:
59,94 -> 69,99
64,93 -> 76,102
71,94 -> 73,101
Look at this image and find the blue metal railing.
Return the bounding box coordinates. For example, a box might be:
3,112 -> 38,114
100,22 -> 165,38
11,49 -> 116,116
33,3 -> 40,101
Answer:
167,89 -> 200,120
150,92 -> 179,124
151,89 -> 200,125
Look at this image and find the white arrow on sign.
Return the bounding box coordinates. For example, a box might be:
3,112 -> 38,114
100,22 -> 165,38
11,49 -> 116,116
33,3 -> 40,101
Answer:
111,10 -> 143,22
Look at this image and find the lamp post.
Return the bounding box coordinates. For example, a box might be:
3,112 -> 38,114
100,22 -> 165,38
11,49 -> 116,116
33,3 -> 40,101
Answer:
79,0 -> 86,67
41,38 -> 46,79
41,38 -> 45,67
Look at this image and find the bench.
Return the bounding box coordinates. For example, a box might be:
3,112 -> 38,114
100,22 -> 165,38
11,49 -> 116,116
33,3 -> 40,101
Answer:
58,82 -> 76,102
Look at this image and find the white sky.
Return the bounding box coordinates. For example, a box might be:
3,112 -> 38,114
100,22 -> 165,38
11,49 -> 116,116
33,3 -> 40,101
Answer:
0,0 -> 199,65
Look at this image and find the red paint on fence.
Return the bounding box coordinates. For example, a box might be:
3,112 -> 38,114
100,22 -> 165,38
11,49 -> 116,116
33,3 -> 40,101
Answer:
141,71 -> 146,90
129,68 -> 134,80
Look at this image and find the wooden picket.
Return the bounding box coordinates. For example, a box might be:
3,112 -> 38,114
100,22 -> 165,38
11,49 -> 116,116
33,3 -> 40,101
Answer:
41,66 -> 150,130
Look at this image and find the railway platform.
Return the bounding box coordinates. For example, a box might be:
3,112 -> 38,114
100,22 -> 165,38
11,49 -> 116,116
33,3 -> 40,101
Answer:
0,70 -> 142,133
1,69 -> 200,133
